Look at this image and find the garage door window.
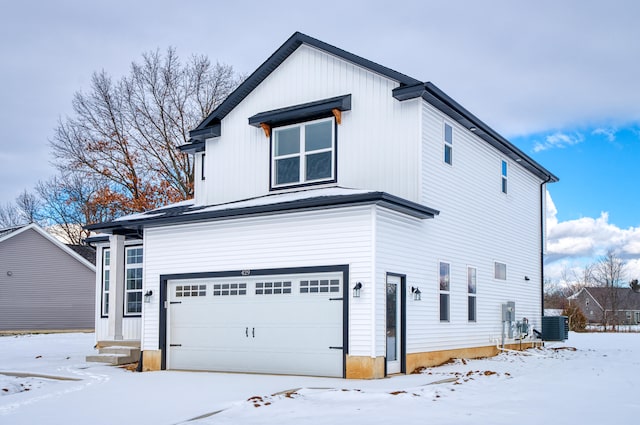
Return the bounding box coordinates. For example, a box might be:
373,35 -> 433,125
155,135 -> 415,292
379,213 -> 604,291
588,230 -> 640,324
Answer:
176,285 -> 207,297
255,281 -> 292,295
213,283 -> 246,296
300,279 -> 340,294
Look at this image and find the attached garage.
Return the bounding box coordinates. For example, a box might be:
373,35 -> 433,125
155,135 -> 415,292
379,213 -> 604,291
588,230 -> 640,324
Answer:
162,268 -> 347,377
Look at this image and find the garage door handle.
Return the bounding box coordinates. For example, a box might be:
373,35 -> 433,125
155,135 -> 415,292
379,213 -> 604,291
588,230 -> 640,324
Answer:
329,346 -> 343,350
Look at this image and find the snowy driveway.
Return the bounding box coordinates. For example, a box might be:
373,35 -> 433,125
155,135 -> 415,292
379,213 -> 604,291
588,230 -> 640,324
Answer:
1,332 -> 639,425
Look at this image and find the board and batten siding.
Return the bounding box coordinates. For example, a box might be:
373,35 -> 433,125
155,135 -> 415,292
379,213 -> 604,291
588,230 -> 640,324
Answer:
0,228 -> 95,331
197,45 -> 421,207
142,206 -> 377,355
93,242 -> 142,342
419,101 -> 543,339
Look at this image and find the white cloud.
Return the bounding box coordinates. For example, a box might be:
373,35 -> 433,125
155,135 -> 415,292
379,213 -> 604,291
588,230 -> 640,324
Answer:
533,132 -> 584,152
545,191 -> 640,281
591,127 -> 617,142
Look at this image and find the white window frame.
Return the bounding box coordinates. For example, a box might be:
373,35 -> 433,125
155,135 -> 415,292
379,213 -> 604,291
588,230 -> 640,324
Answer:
494,261 -> 507,280
439,261 -> 451,322
444,122 -> 453,165
124,246 -> 143,316
101,248 -> 110,317
468,266 -> 477,322
271,117 -> 336,189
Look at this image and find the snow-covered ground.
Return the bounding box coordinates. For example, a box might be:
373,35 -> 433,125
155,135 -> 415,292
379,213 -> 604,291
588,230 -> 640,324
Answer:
1,332 -> 638,425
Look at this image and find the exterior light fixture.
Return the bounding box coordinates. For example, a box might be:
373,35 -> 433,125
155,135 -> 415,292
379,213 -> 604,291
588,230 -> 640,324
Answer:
144,290 -> 153,303
524,276 -> 530,281
469,126 -> 477,132
353,282 -> 362,298
411,286 -> 421,301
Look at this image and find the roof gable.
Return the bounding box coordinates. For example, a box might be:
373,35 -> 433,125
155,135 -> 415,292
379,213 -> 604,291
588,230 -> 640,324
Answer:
181,32 -> 558,183
186,32 -> 420,143
0,223 -> 96,272
584,287 -> 640,310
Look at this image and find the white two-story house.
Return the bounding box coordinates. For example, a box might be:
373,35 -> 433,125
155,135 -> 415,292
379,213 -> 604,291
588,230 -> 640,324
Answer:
87,32 -> 557,379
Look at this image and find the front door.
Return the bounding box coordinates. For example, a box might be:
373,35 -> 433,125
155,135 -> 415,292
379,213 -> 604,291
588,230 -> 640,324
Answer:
386,274 -> 401,374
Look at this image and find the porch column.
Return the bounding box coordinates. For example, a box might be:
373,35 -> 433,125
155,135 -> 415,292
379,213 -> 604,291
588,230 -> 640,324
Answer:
108,234 -> 125,341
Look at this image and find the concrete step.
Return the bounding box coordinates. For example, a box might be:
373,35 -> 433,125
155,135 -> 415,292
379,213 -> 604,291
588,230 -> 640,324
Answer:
86,342 -> 141,365
86,353 -> 137,365
100,347 -> 141,357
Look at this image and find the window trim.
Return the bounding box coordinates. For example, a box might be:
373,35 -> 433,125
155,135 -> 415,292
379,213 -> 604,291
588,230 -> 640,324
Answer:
467,266 -> 477,322
494,261 -> 507,280
124,246 -> 144,317
269,117 -> 337,190
100,247 -> 110,318
439,261 -> 451,322
444,122 -> 453,166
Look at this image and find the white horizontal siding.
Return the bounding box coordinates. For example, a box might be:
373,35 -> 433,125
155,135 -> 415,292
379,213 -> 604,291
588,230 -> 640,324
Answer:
415,100 -> 543,351
142,206 -> 376,354
200,45 -> 421,206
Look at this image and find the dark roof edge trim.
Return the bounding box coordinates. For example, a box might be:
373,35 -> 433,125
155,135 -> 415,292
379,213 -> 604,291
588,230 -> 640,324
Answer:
248,94 -> 351,127
392,83 -> 559,183
178,139 -> 206,154
192,32 -> 421,135
86,192 -> 439,233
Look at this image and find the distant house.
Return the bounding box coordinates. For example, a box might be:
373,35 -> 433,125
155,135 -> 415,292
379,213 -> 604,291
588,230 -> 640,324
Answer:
570,287 -> 640,326
0,223 -> 96,331
87,32 -> 557,378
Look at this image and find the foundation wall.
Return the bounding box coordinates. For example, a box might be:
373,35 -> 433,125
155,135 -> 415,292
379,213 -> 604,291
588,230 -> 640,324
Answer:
142,350 -> 162,371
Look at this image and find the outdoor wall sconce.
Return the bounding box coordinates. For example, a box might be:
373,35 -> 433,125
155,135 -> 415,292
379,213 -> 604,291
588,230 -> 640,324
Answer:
524,276 -> 530,281
411,286 -> 421,301
144,290 -> 153,303
353,282 -> 362,298
6,271 -> 12,277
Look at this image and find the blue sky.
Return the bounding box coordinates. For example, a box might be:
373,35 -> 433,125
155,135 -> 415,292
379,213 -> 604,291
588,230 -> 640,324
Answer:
515,127 -> 640,229
1,0 -> 639,281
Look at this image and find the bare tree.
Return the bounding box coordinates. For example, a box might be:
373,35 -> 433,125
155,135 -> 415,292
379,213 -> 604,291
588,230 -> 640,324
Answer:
0,202 -> 22,228
50,48 -> 240,219
36,173 -> 121,245
591,250 -> 626,330
15,190 -> 41,224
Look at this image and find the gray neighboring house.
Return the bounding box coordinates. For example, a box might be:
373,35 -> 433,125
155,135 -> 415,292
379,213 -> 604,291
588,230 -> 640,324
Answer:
570,287 -> 640,326
0,223 -> 96,331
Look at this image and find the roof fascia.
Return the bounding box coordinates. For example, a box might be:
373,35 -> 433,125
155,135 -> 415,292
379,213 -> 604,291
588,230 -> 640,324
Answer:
87,192 -> 439,234
393,82 -> 559,183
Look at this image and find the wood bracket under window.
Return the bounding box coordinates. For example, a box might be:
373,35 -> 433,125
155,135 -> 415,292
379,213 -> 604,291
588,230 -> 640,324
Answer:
331,108 -> 342,125
260,123 -> 271,138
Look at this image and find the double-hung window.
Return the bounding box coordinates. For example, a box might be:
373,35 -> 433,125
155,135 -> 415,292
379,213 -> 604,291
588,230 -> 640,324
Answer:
125,247 -> 143,315
439,262 -> 451,322
272,117 -> 335,188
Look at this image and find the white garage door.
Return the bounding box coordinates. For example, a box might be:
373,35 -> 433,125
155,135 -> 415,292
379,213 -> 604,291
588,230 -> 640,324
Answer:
166,272 -> 344,377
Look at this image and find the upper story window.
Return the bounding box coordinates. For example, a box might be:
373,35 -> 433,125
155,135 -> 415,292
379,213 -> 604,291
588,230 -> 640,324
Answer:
444,123 -> 453,165
272,117 -> 335,188
501,160 -> 508,193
